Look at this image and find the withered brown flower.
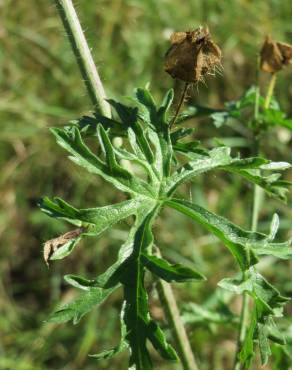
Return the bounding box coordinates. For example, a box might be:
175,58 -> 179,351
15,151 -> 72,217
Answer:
164,26 -> 222,83
260,35 -> 292,73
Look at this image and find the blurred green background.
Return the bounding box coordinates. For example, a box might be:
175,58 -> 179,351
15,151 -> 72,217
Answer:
0,0 -> 291,369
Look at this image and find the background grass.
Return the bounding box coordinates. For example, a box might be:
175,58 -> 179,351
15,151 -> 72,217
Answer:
0,0 -> 291,369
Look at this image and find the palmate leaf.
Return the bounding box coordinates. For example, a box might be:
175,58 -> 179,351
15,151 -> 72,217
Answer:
41,86 -> 291,369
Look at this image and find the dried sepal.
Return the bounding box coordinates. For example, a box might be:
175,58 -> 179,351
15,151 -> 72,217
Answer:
170,32 -> 187,44
164,26 -> 222,83
43,227 -> 84,266
260,35 -> 292,73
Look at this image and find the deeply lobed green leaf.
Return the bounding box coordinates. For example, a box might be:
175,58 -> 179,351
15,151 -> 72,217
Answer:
41,86 -> 291,369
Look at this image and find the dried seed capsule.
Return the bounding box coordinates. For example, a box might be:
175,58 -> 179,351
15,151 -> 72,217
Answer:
164,26 -> 222,83
260,36 -> 292,73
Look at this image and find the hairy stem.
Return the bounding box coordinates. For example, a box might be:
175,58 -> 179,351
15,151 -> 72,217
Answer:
54,0 -> 111,117
156,249 -> 199,370
170,82 -> 190,128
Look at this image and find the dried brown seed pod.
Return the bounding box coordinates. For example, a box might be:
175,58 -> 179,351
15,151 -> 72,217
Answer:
260,35 -> 292,73
164,26 -> 222,83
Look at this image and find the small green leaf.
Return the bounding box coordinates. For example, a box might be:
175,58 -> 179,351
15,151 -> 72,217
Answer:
217,276 -> 253,294
64,274 -> 97,291
39,196 -> 82,226
147,321 -> 178,361
39,197 -> 144,236
258,322 -> 272,365
240,308 -> 257,369
266,318 -> 286,345
72,114 -> 123,137
166,147 -> 234,194
254,238 -> 292,259
135,88 -> 156,110
211,111 -> 230,128
51,126 -> 153,197
173,141 -> 204,155
182,302 -> 237,325
170,128 -> 195,143
177,105 -> 223,124
260,162 -> 291,171
50,237 -> 81,260
98,125 -> 131,178
218,271 -> 289,316
223,165 -> 291,201
142,254 -> 205,282
269,214 -> 279,240
135,87 -> 157,122
47,286 -> 116,324
107,99 -> 138,125
157,89 -> 174,124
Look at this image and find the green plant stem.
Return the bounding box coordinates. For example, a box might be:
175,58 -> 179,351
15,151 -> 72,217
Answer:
253,56 -> 260,123
54,0 -> 111,117
156,248 -> 199,370
233,60 -> 260,370
233,70 -> 277,370
264,73 -> 277,110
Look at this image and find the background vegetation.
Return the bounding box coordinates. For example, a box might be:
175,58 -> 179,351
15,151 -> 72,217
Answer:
0,0 -> 291,369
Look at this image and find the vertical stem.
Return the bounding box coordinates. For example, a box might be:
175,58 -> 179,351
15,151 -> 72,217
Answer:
233,276 -> 248,370
156,248 -> 199,370
264,73 -> 276,110
54,0 -> 111,117
233,70 -> 277,370
233,140 -> 262,370
253,56 -> 260,123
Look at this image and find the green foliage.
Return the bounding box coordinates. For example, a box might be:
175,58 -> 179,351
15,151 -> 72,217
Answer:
40,87 -> 291,369
194,85 -> 292,132
219,271 -> 288,368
